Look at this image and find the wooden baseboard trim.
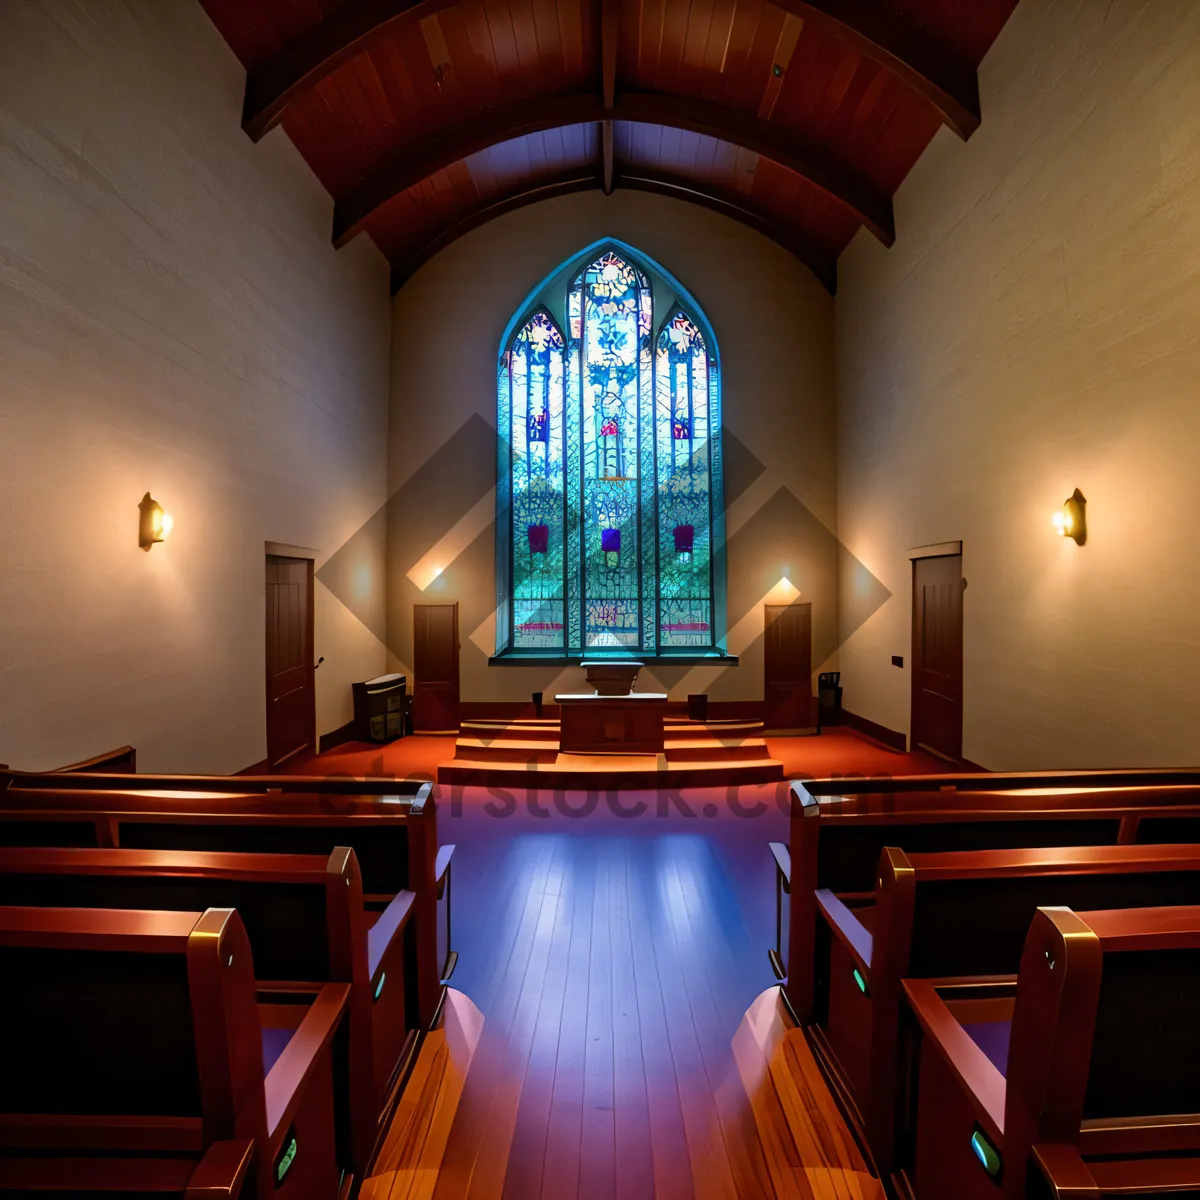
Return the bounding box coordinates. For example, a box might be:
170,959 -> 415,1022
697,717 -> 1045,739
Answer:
319,719 -> 358,753
839,708 -> 908,753
237,758 -> 271,775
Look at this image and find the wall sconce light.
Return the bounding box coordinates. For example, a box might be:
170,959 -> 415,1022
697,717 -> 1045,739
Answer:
138,492 -> 173,551
1051,488 -> 1087,545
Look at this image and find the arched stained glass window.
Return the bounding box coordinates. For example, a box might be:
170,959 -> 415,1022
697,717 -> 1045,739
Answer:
497,243 -> 725,661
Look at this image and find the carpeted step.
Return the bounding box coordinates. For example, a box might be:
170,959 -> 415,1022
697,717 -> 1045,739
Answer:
663,737 -> 773,762
453,738 -> 559,763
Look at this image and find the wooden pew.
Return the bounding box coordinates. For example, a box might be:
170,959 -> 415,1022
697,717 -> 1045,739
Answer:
0,782 -> 453,1032
809,843 -> 1200,1175
3,770 -> 430,796
0,844 -> 413,1177
0,745 -> 137,780
0,905 -> 348,1199
903,904 -> 1200,1200
782,778 -> 1200,1022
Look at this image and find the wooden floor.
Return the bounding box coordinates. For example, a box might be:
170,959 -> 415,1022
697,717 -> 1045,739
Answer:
363,809 -> 883,1200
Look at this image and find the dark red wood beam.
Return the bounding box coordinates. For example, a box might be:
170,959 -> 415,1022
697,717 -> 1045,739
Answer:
601,0 -> 619,110
386,167 -> 838,295
599,0 -> 618,194
334,90 -> 893,248
773,0 -> 981,140
241,0 -> 452,142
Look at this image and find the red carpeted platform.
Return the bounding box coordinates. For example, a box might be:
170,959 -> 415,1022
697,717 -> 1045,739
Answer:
285,724 -> 952,787
437,716 -> 786,788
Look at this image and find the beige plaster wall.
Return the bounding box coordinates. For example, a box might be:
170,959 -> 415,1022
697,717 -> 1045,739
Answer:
0,0 -> 391,771
836,0 -> 1200,767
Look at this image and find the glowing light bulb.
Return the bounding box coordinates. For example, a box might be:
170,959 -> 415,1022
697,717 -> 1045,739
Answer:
1051,511 -> 1066,535
158,510 -> 174,540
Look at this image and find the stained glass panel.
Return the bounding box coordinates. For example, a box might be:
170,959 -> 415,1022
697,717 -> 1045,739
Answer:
572,252 -> 652,649
655,312 -> 714,648
507,310 -> 566,649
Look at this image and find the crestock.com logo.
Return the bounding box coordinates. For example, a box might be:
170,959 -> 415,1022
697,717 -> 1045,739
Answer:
309,769 -> 909,821
313,413 -> 893,683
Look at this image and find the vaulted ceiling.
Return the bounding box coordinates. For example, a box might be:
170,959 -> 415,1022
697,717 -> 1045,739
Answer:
199,0 -> 1019,294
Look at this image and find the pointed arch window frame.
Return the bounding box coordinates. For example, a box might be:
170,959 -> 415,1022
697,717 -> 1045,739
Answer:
492,239 -> 733,666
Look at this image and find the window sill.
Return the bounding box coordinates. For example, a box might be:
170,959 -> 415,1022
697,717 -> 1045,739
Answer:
487,650 -> 739,667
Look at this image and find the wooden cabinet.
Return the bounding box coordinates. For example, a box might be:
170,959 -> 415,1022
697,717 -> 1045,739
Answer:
352,673 -> 407,743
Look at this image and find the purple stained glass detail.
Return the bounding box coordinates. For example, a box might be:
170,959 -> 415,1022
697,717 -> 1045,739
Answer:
673,417 -> 691,440
527,410 -> 548,442
528,523 -> 549,553
601,528 -> 621,553
673,524 -> 694,553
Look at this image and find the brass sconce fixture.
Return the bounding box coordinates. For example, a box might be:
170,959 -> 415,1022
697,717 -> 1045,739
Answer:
1051,488 -> 1086,545
138,492 -> 174,551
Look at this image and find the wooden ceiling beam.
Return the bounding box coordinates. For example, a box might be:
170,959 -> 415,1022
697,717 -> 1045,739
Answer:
241,0 -> 451,142
601,0 -> 619,110
772,0 -> 981,140
386,167 -> 838,295
333,90 -> 893,248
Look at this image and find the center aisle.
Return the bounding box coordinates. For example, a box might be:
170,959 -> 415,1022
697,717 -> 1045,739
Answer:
299,731 -> 954,1199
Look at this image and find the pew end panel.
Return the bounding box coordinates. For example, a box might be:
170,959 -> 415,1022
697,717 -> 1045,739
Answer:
259,981 -> 350,1200
901,976 -> 1015,1200
767,840 -> 790,983
436,842 -> 456,989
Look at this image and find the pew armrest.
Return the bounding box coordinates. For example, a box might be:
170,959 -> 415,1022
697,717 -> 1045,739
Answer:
435,844 -> 455,894
769,841 -> 790,891
185,1139 -> 255,1198
367,888 -> 415,980
1030,1144 -> 1100,1198
264,983 -> 350,1147
902,978 -> 1006,1142
815,888 -> 873,972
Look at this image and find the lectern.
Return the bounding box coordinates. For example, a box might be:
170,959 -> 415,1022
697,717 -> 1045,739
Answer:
556,660 -> 667,754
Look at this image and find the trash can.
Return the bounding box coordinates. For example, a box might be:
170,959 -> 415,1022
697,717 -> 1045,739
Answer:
532,691 -> 544,718
687,693 -> 708,722
817,672 -> 842,732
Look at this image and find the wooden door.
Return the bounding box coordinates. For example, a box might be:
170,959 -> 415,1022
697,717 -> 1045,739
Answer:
911,553 -> 963,762
413,603 -> 460,732
764,603 -> 813,732
265,555 -> 315,767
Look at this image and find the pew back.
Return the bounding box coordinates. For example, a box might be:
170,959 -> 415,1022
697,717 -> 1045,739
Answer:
0,783 -> 445,1030
0,846 -> 361,986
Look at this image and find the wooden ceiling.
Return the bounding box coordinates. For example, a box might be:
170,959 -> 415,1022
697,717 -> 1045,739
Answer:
199,0 -> 1019,293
